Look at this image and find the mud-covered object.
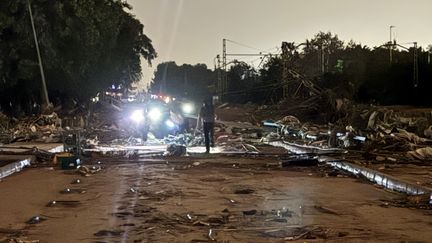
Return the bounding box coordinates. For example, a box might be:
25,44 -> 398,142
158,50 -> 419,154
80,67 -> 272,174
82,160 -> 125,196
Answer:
165,144 -> 187,156
407,147 -> 432,160
26,216 -> 45,224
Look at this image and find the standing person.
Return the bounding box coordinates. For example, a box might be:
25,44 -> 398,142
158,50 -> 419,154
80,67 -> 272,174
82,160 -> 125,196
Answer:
198,99 -> 215,153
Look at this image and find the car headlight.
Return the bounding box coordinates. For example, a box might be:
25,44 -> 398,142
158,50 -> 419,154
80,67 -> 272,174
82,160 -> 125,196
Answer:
165,119 -> 175,129
130,109 -> 144,123
148,108 -> 162,121
181,103 -> 194,114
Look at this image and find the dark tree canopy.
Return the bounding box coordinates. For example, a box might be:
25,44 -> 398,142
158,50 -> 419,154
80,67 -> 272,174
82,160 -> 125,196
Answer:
149,32 -> 431,106
0,0 -> 156,115
150,62 -> 215,103
261,32 -> 432,106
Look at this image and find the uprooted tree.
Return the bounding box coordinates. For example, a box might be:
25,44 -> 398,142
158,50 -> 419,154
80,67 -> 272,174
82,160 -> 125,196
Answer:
0,0 -> 156,115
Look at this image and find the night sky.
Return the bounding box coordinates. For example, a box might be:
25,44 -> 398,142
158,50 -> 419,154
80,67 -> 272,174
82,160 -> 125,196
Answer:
127,0 -> 432,88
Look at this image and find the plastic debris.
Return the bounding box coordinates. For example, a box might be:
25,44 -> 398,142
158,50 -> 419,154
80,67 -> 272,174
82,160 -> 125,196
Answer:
46,201 -> 57,207
71,179 -> 81,184
129,187 -> 138,193
193,221 -> 210,226
26,216 -> 45,224
208,229 -> 215,241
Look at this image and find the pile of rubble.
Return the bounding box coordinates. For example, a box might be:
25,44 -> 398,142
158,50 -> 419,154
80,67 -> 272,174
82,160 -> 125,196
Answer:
0,112 -> 63,144
264,105 -> 432,162
0,112 -> 11,144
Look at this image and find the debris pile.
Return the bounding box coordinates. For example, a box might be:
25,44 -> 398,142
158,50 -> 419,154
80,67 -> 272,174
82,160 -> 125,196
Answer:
0,113 -> 63,144
261,104 -> 432,161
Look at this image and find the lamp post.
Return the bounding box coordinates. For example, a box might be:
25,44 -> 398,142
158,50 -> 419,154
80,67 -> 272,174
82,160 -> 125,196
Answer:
27,0 -> 50,109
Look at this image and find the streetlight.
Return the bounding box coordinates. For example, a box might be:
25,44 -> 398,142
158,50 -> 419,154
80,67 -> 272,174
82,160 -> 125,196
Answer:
389,25 -> 395,64
27,0 -> 50,109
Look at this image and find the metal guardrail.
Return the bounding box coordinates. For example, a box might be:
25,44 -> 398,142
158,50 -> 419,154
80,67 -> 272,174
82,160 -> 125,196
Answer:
267,140 -> 432,202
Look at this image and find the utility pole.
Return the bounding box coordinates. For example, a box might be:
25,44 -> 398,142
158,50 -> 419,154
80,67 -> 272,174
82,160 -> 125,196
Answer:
220,39 -> 269,100
413,42 -> 418,87
215,55 -> 221,99
28,0 -> 50,109
395,42 -> 418,87
389,25 -> 395,64
281,42 -> 289,99
222,39 -> 227,101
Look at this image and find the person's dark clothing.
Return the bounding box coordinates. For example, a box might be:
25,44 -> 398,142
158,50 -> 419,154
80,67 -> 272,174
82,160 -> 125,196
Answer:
203,122 -> 214,152
200,102 -> 215,153
199,104 -> 215,123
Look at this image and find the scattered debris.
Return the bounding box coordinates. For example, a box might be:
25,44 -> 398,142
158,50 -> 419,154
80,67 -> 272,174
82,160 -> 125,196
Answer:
313,205 -> 339,215
281,156 -> 319,167
407,147 -> 432,160
71,179 -> 81,184
208,229 -> 215,241
7,239 -> 40,243
26,216 -> 45,225
242,209 -> 257,216
60,188 -> 86,194
46,200 -> 81,207
77,165 -> 101,176
93,230 -> 124,237
165,144 -> 187,156
192,221 -> 210,227
234,188 -> 255,194
0,113 -> 63,144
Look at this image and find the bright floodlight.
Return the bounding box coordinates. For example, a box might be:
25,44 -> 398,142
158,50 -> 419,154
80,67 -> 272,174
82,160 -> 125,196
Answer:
148,108 -> 162,121
182,103 -> 194,114
130,109 -> 144,123
165,119 -> 175,129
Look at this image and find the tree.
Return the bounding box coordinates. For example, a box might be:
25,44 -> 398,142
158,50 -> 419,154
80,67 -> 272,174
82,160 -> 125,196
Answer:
259,56 -> 283,102
150,62 -> 215,102
300,31 -> 344,76
0,0 -> 156,115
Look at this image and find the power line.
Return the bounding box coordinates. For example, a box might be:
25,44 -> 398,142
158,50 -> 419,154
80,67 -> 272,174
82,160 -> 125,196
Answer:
225,39 -> 262,52
219,39 -> 282,101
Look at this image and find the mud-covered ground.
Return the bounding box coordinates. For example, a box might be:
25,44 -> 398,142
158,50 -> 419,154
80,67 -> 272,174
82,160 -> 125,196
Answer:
1,154 -> 432,243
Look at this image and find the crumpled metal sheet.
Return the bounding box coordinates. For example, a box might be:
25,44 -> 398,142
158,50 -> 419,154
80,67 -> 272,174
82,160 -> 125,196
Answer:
328,161 -> 432,198
0,157 -> 32,179
268,140 -> 347,155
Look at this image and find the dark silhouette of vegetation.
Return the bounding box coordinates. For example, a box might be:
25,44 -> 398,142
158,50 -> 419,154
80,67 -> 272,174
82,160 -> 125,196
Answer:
214,32 -> 432,106
150,62 -> 215,103
0,0 -> 156,115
